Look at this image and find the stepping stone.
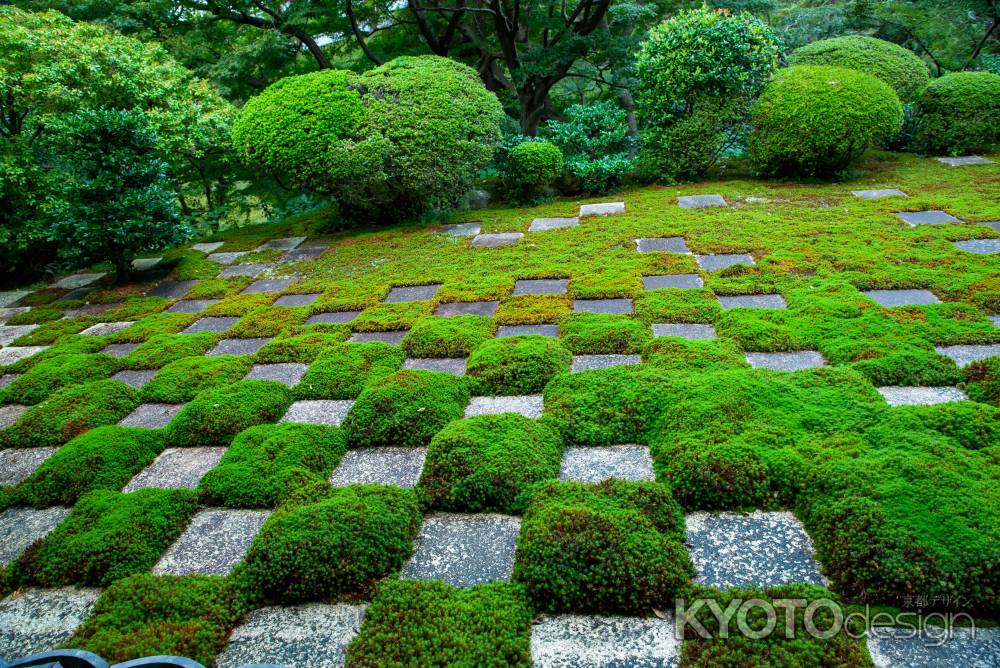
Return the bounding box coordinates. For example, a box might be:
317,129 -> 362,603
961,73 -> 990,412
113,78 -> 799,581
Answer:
100,342 -> 140,358
745,351 -> 826,371
464,395 -> 544,419
216,603 -> 367,668
0,346 -> 48,366
0,373 -> 20,388
167,298 -> 219,313
678,194 -> 726,208
936,155 -> 994,167
0,587 -> 101,658
441,222 -> 482,237
529,217 -> 579,232
981,221 -> 1000,232
717,294 -> 787,309
435,301 -> 499,317
403,358 -> 467,376
0,447 -> 56,486
153,509 -> 270,576
497,325 -> 559,338
0,291 -> 30,308
119,403 -> 186,429
280,246 -> 327,263
131,257 -> 161,272
0,307 -> 30,324
148,279 -> 198,299
241,277 -> 298,294
863,289 -> 940,307
50,272 -> 105,289
954,238 -> 1000,254
62,303 -> 118,318
218,263 -> 269,278
208,251 -> 248,265
191,241 -> 224,253
559,445 -> 655,483
124,447 -> 227,491
572,354 -> 642,372
0,507 -> 71,565
471,232 -> 523,247
79,321 -> 135,337
695,253 -> 754,271
56,287 -> 93,302
403,513 -> 520,588
896,210 -> 960,226
636,237 -> 690,254
935,344 -> 1000,367
652,323 -> 717,340
386,284 -> 441,303
579,202 -> 625,217
851,189 -> 907,199
349,330 -> 408,345
573,298 -> 633,315
308,311 -> 360,325
685,510 -> 826,588
329,447 -> 427,488
282,399 -> 355,427
244,362 -> 308,387
273,293 -> 321,306
643,274 -> 703,290
514,279 -> 569,295
878,386 -> 968,406
0,324 -> 39,345
112,369 -> 157,389
207,337 -> 271,356
0,405 -> 29,429
866,626 -> 1000,668
183,316 -> 239,334
531,614 -> 680,668
991,315 -> 1000,327
256,236 -> 306,252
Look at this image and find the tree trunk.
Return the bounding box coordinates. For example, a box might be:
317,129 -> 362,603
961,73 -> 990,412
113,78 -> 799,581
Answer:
618,88 -> 639,139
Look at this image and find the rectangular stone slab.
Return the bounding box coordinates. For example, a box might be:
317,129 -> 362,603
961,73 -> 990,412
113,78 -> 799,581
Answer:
207,337 -> 271,356
953,238 -> 1000,255
403,357 -> 467,375
152,509 -> 270,576
218,263 -> 269,278
895,210 -> 960,226
877,386 -> 968,406
529,217 -> 579,232
935,343 -> 1000,367
866,626 -> 1000,668
579,202 -> 625,217
241,277 -> 298,294
0,507 -> 71,566
531,614 -> 679,668
167,299 -> 219,313
148,280 -> 199,299
559,445 -> 654,483
191,242 -> 224,253
0,587 -> 101,658
208,251 -> 248,265
571,354 -> 642,372
403,513 -> 521,588
642,274 -> 703,290
50,272 -> 105,289
652,323 -> 717,340
745,351 -> 826,371
635,237 -> 690,254
124,447 -> 227,491
119,403 -> 186,429
112,369 -> 157,389
851,189 -> 907,199
695,254 -> 754,271
386,284 -> 442,302
308,311 -> 361,324
0,346 -> 48,366
281,399 -> 355,426
471,233 -> 523,247
862,289 -> 939,307
183,316 -> 239,334
0,405 -> 30,429
464,395 -> 544,418
256,236 -> 306,252
329,447 -> 427,488
572,298 -> 633,314
677,194 -> 727,208
717,294 -> 787,310
440,222 -> 481,237
100,343 -> 140,358
243,363 -> 309,387
513,279 -> 569,295
349,330 -> 408,345
434,301 -> 499,317
936,155 -> 993,166
280,247 -> 327,263
0,447 -> 57,486
0,325 -> 39,346
496,325 -> 559,338
273,293 -> 321,306
79,321 -> 135,337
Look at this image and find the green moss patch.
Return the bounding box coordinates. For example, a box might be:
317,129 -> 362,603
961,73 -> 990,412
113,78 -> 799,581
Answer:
465,335 -> 572,395
3,353 -> 119,404
141,355 -> 253,403
124,332 -> 218,370
294,342 -> 405,400
402,316 -> 495,358
166,380 -> 292,447
255,330 -> 350,363
643,337 -> 749,372
560,313 -> 651,354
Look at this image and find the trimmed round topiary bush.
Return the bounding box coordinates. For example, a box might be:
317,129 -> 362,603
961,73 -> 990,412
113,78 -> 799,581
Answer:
507,140 -> 563,201
750,65 -> 904,177
912,71 -> 1000,156
466,335 -> 572,395
788,36 -> 930,102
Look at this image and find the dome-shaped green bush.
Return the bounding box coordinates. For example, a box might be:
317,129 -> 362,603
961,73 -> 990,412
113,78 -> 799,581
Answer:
913,71 -> 1000,156
750,65 -> 903,177
788,36 -> 930,102
507,140 -> 563,200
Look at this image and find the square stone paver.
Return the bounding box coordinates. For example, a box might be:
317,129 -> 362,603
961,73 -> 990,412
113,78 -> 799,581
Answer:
0,307 -> 30,324
0,507 -> 71,565
50,272 -> 105,289
497,325 -> 559,338
529,217 -> 579,232
435,301 -> 499,317
167,299 -> 219,313
386,284 -> 441,303
282,400 -> 355,427
877,386 -> 968,406
124,447 -> 227,491
119,403 -> 186,429
571,354 -> 642,373
867,626 -> 1000,668
131,257 -> 162,272
559,445 -> 654,483
100,342 -> 139,358
256,236 -> 306,252
218,263 -> 269,279
349,330 -> 408,345
183,316 -> 239,334
308,311 -> 361,325
0,447 -> 57,486
208,251 -> 248,265
79,321 -> 135,337
281,247 -> 327,263
63,303 -> 119,319
403,358 -> 467,375
863,289 -> 940,307
273,293 -> 321,307
685,511 -> 826,588
207,337 -> 271,356
0,373 -> 19,388
0,324 -> 38,346
112,369 -> 157,389
0,587 -> 101,658
936,155 -> 994,167
746,351 -> 826,371
636,237 -> 690,254
652,323 -> 717,340
695,254 -> 754,271
531,614 -> 680,668
153,509 -> 270,576
244,363 -> 308,387
643,274 -> 703,290
216,603 -> 367,668
471,233 -> 523,247
954,238 -> 1000,254
0,291 -> 30,308
896,210 -> 960,226
148,280 -> 198,299
718,294 -> 787,310
241,277 -> 297,295
573,298 -> 633,315
464,395 -> 544,418
0,405 -> 30,429
191,241 -> 224,253
57,287 -> 94,302
329,447 -> 427,488
935,344 -> 1000,367
851,189 -> 907,199
402,513 -> 521,588
992,315 -> 1000,327
441,222 -> 481,237
678,194 -> 726,208
514,279 -> 569,295
579,202 -> 625,217
0,346 -> 48,366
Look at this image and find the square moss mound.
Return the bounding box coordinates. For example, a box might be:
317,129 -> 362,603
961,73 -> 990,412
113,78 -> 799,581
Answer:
512,480 -> 694,613
234,486 -> 421,604
68,574 -> 244,666
255,331 -> 350,363
343,370 -> 471,448
141,355 -> 254,404
418,414 -> 563,514
166,380 -> 293,447
0,379 -> 140,448
560,313 -> 652,354
634,288 -> 722,324
643,337 -> 749,373
3,353 -> 119,405
465,335 -> 572,395
123,332 -> 218,370
403,316 -> 495,358
15,426 -> 166,508
344,579 -> 533,667
294,343 -> 405,400
15,488 -> 199,587
198,423 -> 346,508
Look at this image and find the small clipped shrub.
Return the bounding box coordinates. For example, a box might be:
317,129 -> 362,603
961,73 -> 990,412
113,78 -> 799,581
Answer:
343,370 -> 470,448
235,486 -> 422,603
4,353 -> 119,404
541,101 -> 637,194
465,335 -> 572,395
141,355 -> 253,403
560,313 -> 652,354
506,140 -> 563,202
345,579 -> 533,667
513,480 -> 694,612
294,342 -> 405,400
418,415 -> 563,513
913,71 -> 1000,155
750,65 -> 903,177
165,380 -> 292,447
403,316 -> 495,358
198,423 -> 346,508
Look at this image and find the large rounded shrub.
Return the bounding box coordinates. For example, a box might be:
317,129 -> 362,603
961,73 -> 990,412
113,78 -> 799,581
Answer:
912,71 -> 1000,156
788,36 -> 930,102
750,65 -> 903,177
507,141 -> 563,201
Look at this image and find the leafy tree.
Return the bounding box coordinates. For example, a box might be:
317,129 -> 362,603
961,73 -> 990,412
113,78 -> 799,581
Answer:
541,101 -> 638,194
